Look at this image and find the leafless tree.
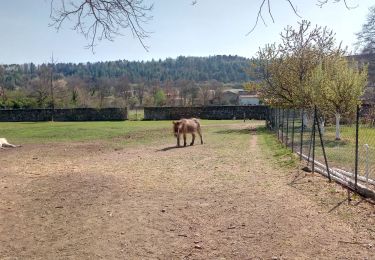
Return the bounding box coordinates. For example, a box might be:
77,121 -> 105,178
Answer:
66,76 -> 87,107
199,85 -> 211,106
134,82 -> 146,105
49,54 -> 56,110
28,65 -> 51,107
356,5 -> 375,54
94,77 -> 112,108
49,1 -> 357,50
247,0 -> 357,35
50,0 -> 153,51
114,76 -> 131,105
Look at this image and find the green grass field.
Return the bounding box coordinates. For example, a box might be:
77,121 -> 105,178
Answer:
0,120 -> 257,144
3,119 -> 371,178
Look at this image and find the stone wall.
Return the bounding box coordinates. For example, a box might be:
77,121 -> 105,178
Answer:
144,106 -> 269,120
0,108 -> 128,122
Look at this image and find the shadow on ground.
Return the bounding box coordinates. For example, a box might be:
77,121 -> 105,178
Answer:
155,145 -> 195,152
215,128 -> 257,135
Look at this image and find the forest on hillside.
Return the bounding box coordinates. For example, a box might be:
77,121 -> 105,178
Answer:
0,55 -> 256,109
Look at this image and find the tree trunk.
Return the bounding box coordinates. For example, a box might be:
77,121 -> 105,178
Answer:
335,113 -> 341,140
319,117 -> 325,135
302,112 -> 309,129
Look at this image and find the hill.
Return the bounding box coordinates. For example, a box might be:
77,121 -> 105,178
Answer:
2,55 -> 254,87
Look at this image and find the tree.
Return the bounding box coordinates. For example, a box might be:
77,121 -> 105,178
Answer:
28,75 -> 49,108
66,76 -> 92,107
309,55 -> 367,140
114,76 -> 131,106
199,85 -> 211,106
243,81 -> 260,94
187,83 -> 199,106
356,5 -> 375,54
153,89 -> 166,106
134,83 -> 146,105
256,20 -> 342,109
0,66 -> 6,104
214,86 -> 225,105
128,96 -> 138,109
49,54 -> 56,110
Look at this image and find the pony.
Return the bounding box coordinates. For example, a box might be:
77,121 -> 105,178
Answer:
172,118 -> 203,147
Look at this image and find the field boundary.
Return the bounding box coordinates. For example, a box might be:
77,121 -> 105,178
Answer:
0,108 -> 128,122
267,107 -> 375,200
144,105 -> 269,120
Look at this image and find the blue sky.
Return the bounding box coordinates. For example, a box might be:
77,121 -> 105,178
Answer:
0,0 -> 373,64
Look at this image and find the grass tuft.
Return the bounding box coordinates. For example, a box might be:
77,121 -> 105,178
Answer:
258,127 -> 298,168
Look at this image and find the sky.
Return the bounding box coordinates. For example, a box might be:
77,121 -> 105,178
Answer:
0,0 -> 373,64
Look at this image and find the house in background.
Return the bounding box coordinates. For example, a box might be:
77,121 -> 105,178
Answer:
221,90 -> 238,105
238,94 -> 260,105
222,88 -> 260,105
222,89 -> 250,105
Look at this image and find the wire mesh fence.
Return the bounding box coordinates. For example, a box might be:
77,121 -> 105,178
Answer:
267,106 -> 375,198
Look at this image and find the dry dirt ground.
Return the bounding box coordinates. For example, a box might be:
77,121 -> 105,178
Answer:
0,121 -> 375,259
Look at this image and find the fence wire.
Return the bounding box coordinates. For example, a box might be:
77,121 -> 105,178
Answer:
267,106 -> 375,194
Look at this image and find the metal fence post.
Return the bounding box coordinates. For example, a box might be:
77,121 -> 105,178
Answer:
300,109 -> 304,161
312,109 -> 316,173
274,108 -> 277,129
291,109 -> 295,152
354,105 -> 360,190
315,106 -> 331,182
277,108 -> 280,140
286,109 -> 289,146
281,109 -> 284,143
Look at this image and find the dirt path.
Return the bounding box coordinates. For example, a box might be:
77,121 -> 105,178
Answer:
0,122 -> 374,259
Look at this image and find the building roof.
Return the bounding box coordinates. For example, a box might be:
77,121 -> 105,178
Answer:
239,95 -> 259,99
223,89 -> 245,94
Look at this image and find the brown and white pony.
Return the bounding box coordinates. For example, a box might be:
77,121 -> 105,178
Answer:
173,118 -> 203,147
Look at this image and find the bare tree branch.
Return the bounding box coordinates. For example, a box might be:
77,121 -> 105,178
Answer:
49,0 -> 153,52
247,0 -> 357,35
49,1 -> 358,51
247,0 -> 301,35
317,0 -> 358,10
246,0 -> 267,36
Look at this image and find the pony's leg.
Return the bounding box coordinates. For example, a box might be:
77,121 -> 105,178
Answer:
183,133 -> 187,147
198,128 -> 203,144
190,133 -> 195,146
177,134 -> 180,147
